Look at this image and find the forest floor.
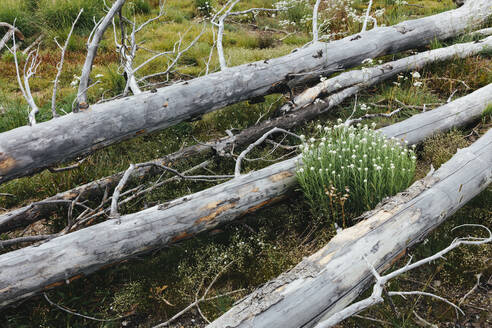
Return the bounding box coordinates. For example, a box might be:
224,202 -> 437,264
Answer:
0,0 -> 490,327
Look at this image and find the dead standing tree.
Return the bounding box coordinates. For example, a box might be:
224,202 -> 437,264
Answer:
0,0 -> 490,184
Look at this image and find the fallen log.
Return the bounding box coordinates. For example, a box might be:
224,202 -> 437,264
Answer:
0,85 -> 490,308
207,130 -> 492,328
0,0 -> 490,184
279,36 -> 492,114
2,36 -> 491,233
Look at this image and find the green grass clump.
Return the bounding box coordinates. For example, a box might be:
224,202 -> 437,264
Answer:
37,0 -> 104,34
422,130 -> 468,169
296,121 -> 416,225
0,0 -> 38,37
483,103 -> 492,120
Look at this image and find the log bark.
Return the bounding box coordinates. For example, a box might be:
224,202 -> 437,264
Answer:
2,37 -> 491,233
207,129 -> 492,328
279,36 -> 492,114
0,86 -> 489,308
0,0 -> 490,184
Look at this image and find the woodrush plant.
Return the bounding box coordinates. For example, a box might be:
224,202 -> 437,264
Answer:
296,121 -> 416,226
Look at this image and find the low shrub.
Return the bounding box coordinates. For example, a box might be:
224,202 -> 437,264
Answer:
195,0 -> 214,16
296,121 -> 416,226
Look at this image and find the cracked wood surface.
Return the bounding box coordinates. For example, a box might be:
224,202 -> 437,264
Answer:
0,0 -> 490,184
0,85 -> 489,308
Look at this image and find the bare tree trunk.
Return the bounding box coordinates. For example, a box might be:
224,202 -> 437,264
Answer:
207,130 -> 492,328
0,0 -> 489,184
0,85 -> 490,308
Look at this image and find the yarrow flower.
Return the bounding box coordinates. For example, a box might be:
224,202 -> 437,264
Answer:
296,122 -> 416,223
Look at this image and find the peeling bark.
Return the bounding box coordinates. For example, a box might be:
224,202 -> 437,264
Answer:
0,0 -> 490,184
208,128 -> 492,328
0,87 -> 490,308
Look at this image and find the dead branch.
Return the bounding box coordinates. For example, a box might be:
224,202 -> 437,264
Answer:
234,127 -> 300,177
112,2 -> 166,96
51,9 -> 83,118
76,0 -> 126,110
315,225 -> 491,327
44,293 -> 125,322
0,22 -> 24,52
312,0 -> 322,41
7,25 -> 41,126
153,261 -> 239,328
212,0 -> 280,70
48,158 -> 87,173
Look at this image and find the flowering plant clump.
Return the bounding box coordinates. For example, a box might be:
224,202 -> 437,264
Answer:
296,121 -> 416,226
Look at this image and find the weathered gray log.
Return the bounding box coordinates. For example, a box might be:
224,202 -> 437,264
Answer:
0,143 -> 212,233
0,85 -> 490,308
279,36 -> 492,114
207,130 -> 492,328
2,36 -> 491,233
0,0 -> 490,184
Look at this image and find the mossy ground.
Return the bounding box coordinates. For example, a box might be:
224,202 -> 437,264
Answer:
0,0 -> 490,327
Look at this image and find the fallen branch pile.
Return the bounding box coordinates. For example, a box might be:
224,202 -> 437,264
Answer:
2,36 -> 491,233
0,84 -> 490,308
0,0 -> 490,183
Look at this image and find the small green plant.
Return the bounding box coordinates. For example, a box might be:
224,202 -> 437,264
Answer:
483,103 -> 492,122
126,0 -> 151,15
296,121 -> 416,226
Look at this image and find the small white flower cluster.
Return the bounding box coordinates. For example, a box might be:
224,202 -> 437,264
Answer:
296,121 -> 416,218
197,1 -> 212,14
411,71 -> 423,87
392,71 -> 423,88
395,0 -> 408,5
70,74 -> 80,88
359,103 -> 370,111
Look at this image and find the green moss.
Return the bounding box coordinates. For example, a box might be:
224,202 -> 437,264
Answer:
422,130 -> 469,169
